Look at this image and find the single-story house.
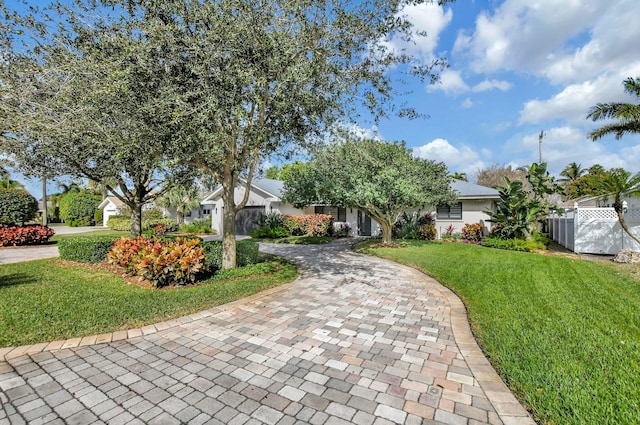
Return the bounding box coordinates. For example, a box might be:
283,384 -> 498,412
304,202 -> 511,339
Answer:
98,196 -> 126,227
201,178 -> 500,237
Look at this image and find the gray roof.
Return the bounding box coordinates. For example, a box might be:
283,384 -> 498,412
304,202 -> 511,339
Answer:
253,178 -> 285,198
451,180 -> 500,199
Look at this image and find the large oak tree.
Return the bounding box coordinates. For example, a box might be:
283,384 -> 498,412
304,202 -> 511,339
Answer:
282,138 -> 455,244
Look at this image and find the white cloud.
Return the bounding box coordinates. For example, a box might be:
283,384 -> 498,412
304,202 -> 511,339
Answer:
472,79 -> 512,93
519,65 -> 640,125
461,97 -> 474,108
504,126 -> 632,174
385,2 -> 453,62
413,138 -> 486,175
428,69 -> 469,94
453,0 -> 613,78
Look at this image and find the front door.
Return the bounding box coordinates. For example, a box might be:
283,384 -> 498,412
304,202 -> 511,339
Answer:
357,210 -> 372,236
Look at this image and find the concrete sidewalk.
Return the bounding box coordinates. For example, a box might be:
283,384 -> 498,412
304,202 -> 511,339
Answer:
0,239 -> 534,425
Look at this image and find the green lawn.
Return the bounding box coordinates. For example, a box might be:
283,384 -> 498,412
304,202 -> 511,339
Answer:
49,228 -> 127,242
359,240 -> 640,425
0,256 -> 296,347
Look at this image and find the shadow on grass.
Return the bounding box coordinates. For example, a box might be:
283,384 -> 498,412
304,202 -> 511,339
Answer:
0,273 -> 38,288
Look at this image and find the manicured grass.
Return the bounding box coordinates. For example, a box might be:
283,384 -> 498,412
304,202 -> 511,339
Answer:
49,228 -> 127,242
254,235 -> 333,244
0,256 -> 296,347
359,240 -> 640,425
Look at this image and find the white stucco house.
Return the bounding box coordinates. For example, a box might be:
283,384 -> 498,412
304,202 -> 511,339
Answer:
201,178 -> 500,236
97,196 -> 126,227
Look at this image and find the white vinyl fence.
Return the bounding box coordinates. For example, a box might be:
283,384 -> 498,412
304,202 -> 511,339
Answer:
548,207 -> 640,254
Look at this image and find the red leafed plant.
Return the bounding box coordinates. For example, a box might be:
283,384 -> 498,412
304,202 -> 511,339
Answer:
107,236 -> 205,287
461,223 -> 484,243
0,225 -> 55,247
282,214 -> 334,236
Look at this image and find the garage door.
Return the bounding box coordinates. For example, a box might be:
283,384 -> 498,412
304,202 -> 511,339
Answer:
235,206 -> 265,235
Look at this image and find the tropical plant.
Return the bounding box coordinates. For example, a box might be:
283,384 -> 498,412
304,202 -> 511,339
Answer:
157,184 -> 201,225
587,77 -> 640,141
450,172 -> 468,182
487,178 -> 541,240
0,169 -> 24,190
596,169 -> 640,245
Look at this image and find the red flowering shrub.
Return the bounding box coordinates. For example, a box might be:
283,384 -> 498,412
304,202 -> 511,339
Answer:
0,225 -> 55,246
282,214 -> 333,236
107,236 -> 205,287
461,223 -> 484,242
418,224 -> 437,241
107,236 -> 153,273
135,238 -> 204,287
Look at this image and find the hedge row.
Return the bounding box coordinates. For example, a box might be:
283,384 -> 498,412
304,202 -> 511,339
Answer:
58,235 -> 121,263
282,214 -> 334,237
107,216 -> 178,232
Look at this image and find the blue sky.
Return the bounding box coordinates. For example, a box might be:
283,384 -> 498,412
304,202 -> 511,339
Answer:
10,0 -> 640,196
365,0 -> 640,180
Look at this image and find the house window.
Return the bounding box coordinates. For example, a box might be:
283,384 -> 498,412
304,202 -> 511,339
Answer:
437,202 -> 462,220
314,206 -> 347,222
201,208 -> 211,216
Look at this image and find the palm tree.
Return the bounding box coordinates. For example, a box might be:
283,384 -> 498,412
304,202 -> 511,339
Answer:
0,167 -> 24,189
587,77 -> 640,141
450,172 -> 468,182
558,162 -> 586,184
597,169 -> 640,245
157,184 -> 201,225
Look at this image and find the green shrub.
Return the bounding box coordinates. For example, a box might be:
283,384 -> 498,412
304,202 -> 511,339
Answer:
481,237 -> 546,252
202,239 -> 259,271
107,215 -> 178,232
209,262 -> 275,281
107,215 -> 131,231
0,189 -> 38,225
255,212 -> 285,229
58,191 -> 101,227
180,219 -> 213,234
250,226 -> 289,239
93,208 -> 104,226
418,224 -> 437,241
58,235 -> 120,263
393,211 -> 434,240
531,231 -> 550,247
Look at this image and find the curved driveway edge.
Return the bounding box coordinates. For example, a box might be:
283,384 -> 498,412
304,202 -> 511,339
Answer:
0,239 -> 535,425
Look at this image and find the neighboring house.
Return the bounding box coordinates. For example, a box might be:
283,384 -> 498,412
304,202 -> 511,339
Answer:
201,178 -> 500,237
436,180 -> 500,236
98,196 -> 126,227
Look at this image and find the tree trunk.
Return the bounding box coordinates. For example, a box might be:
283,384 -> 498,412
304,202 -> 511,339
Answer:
380,220 -> 393,244
616,210 -> 640,246
177,210 -> 184,225
221,183 -> 237,269
41,177 -> 48,226
131,203 -> 143,237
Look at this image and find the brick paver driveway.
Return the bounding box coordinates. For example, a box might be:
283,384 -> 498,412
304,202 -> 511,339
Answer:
0,240 -> 533,425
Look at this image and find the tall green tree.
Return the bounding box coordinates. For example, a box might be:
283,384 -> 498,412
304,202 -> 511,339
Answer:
596,168 -> 640,245
0,1 -> 190,236
282,138 -> 454,244
558,162 -> 586,186
587,77 -> 640,141
142,0 -> 450,268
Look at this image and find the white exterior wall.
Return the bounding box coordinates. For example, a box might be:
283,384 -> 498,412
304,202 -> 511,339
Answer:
101,201 -> 123,227
435,199 -> 494,237
205,185 -> 275,234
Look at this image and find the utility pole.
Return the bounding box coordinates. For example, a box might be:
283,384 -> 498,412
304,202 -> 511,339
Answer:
538,130 -> 544,163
